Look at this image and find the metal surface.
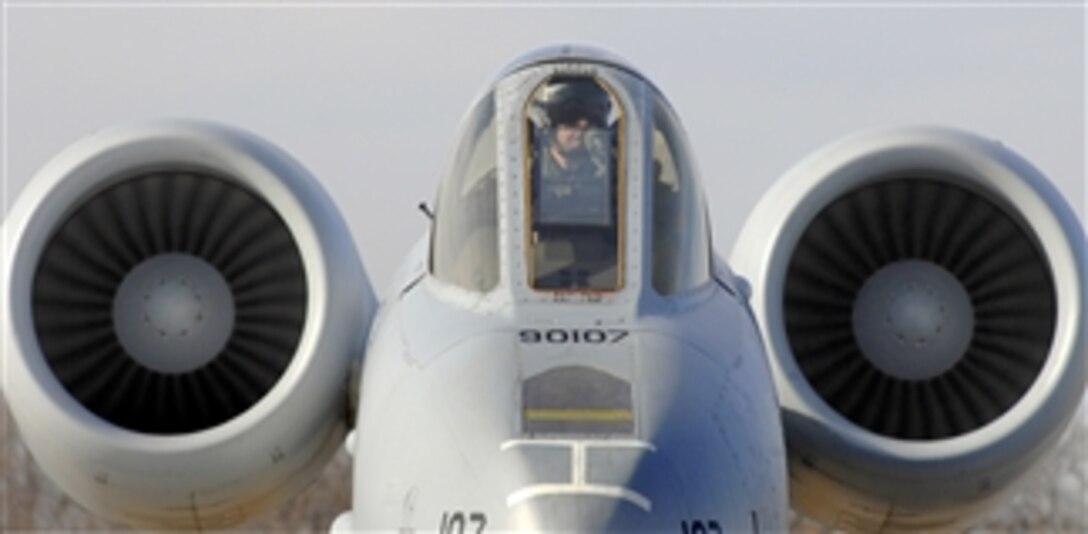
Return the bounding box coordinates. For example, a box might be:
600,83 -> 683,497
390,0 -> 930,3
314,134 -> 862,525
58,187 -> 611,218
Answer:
3,44 -> 1084,533
731,126 -> 1086,530
112,253 -> 236,374
2,120 -> 376,527
852,259 -> 974,382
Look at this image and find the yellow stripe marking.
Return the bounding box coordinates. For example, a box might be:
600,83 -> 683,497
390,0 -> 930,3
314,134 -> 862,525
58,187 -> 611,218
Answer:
524,409 -> 634,422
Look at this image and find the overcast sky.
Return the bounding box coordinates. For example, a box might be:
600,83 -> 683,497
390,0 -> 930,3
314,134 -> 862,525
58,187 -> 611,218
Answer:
3,3 -> 1084,290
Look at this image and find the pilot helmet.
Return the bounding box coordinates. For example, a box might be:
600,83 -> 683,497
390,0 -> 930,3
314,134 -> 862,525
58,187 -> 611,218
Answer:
536,77 -> 612,128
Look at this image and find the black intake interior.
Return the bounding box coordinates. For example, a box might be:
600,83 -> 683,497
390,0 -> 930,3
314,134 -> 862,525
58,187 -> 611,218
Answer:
784,177 -> 1055,440
32,171 -> 307,434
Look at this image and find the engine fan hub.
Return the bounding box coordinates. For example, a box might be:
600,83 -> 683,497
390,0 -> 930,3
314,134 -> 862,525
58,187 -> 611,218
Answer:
113,253 -> 235,374
145,278 -> 203,336
853,260 -> 974,380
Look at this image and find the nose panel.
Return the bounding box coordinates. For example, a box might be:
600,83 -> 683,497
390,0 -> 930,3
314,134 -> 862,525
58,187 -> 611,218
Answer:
510,495 -> 656,533
522,365 -> 635,435
353,324 -> 785,532
503,439 -> 685,532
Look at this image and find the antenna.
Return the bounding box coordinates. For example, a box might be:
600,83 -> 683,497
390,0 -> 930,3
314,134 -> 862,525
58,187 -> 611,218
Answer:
418,201 -> 434,221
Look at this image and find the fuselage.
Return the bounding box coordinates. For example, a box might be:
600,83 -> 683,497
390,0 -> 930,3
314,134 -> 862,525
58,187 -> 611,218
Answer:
343,46 -> 789,533
3,40 -> 1084,534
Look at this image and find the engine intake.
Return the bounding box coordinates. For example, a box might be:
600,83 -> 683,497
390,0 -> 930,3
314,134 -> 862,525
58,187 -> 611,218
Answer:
785,177 -> 1055,440
2,121 -> 376,528
731,126 -> 1085,531
33,171 -> 308,434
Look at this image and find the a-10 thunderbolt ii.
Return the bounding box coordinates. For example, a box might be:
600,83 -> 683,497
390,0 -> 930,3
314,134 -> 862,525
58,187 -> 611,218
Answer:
2,44 -> 1084,533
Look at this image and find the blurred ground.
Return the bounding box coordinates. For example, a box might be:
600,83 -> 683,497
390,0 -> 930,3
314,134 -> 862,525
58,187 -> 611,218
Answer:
2,395 -> 1085,532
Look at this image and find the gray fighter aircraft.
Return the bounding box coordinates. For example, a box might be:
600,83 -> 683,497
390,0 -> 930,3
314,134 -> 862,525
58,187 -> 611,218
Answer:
3,45 -> 1085,533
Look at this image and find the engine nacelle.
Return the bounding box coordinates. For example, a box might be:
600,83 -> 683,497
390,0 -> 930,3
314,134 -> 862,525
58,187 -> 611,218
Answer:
2,121 -> 376,529
730,127 -> 1085,532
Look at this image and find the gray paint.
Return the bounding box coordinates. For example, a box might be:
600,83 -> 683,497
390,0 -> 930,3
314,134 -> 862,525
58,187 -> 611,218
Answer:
2,19 -> 1079,530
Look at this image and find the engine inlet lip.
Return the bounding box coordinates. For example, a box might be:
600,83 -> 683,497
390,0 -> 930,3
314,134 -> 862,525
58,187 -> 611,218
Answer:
3,120 -> 374,529
3,120 -> 356,450
733,126 -> 1085,464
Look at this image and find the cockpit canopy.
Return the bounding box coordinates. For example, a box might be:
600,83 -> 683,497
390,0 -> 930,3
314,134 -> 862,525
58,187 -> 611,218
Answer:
430,91 -> 500,293
430,49 -> 711,298
528,77 -> 622,290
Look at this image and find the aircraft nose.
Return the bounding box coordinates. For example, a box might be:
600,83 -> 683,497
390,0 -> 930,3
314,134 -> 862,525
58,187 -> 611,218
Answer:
500,439 -> 685,532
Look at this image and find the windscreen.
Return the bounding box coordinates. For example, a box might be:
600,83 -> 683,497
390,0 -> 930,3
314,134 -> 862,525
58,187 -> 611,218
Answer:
526,76 -> 623,291
431,92 -> 499,292
651,97 -> 711,295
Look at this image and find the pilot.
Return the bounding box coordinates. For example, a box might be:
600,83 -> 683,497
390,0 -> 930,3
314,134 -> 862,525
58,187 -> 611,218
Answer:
532,78 -> 615,226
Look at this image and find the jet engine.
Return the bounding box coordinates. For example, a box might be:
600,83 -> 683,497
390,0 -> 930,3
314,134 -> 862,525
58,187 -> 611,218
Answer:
2,121 -> 376,529
730,127 -> 1085,532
